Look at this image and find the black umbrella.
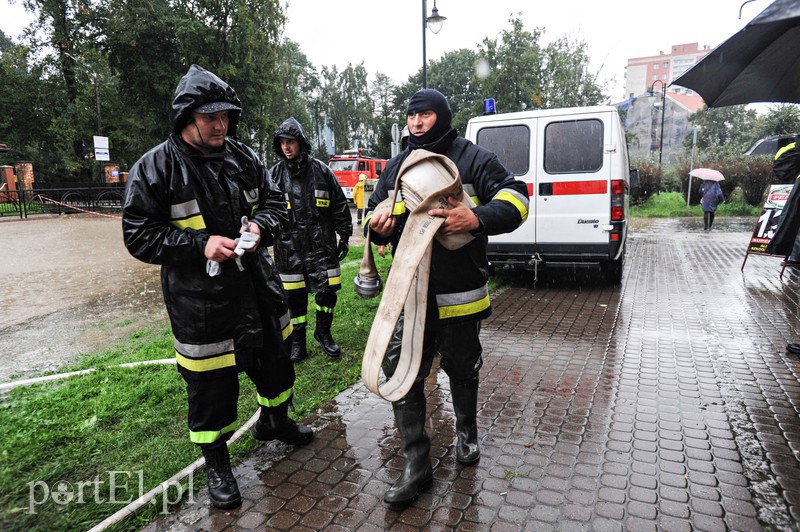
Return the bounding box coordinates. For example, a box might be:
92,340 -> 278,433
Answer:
671,0 -> 800,107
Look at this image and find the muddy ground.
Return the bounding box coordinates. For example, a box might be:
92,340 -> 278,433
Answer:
0,214 -> 168,382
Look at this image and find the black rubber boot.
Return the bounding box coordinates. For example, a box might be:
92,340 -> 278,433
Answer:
202,444 -> 241,509
384,387 -> 433,506
251,402 -> 314,446
450,379 -> 481,465
314,311 -> 341,358
290,323 -> 308,364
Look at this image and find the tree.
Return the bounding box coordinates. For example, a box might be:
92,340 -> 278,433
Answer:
754,104 -> 800,140
686,105 -> 759,156
320,63 -> 374,154
477,16 -> 545,113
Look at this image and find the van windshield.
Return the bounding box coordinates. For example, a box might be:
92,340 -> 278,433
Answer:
329,160 -> 357,171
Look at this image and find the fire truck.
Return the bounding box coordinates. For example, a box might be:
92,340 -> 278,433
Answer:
328,149 -> 387,201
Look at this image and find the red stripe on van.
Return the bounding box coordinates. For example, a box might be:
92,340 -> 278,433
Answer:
552,180 -> 607,195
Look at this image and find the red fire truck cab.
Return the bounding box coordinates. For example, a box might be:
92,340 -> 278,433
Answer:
328,149 -> 387,201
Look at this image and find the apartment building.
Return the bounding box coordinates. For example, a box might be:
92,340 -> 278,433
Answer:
625,42 -> 710,105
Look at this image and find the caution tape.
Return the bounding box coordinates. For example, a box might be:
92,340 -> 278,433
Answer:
39,195 -> 122,219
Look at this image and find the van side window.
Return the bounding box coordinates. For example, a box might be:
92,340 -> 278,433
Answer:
376,162 -> 383,174
544,119 -> 603,174
475,125 -> 530,176
358,161 -> 366,171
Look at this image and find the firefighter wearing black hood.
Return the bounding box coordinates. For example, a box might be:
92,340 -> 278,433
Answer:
122,65 -> 313,510
367,89 -> 529,505
270,118 -> 352,363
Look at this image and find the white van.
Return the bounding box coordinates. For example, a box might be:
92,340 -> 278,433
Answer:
465,105 -> 634,284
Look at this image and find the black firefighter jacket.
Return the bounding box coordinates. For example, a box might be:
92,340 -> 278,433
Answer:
366,131 -> 529,328
122,66 -> 291,378
270,118 -> 352,294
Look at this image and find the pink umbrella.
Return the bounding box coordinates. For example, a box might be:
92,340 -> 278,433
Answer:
689,168 -> 725,181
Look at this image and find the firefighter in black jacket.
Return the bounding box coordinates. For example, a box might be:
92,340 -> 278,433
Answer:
767,136 -> 800,355
270,118 -> 352,363
122,65 -> 313,510
367,89 -> 529,505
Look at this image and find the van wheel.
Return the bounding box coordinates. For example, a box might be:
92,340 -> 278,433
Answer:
603,249 -> 625,285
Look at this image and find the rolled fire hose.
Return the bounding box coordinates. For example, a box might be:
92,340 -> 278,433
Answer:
358,149 -> 475,402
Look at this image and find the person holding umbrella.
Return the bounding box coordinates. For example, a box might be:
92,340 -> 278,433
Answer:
691,168 -> 725,231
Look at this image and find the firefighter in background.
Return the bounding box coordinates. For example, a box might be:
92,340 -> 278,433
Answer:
353,173 -> 367,225
122,65 -> 313,510
270,117 -> 352,363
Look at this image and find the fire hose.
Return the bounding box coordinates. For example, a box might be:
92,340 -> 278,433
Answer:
356,149 -> 474,402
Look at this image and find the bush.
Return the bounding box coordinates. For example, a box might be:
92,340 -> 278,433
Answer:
678,154 -> 774,207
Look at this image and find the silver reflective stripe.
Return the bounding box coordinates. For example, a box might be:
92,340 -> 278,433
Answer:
280,273 -> 305,283
315,189 -> 331,199
171,199 -> 200,219
243,188 -> 259,202
436,284 -> 489,307
174,338 -> 235,359
279,310 -> 291,331
327,267 -> 341,278
463,184 -> 477,197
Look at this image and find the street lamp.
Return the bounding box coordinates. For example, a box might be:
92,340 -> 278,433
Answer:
64,52 -> 102,136
422,0 -> 446,89
650,80 -> 666,174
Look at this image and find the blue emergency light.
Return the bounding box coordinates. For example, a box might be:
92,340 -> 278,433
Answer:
483,98 -> 496,115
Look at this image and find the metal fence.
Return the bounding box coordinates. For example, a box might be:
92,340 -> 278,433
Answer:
0,185 -> 125,219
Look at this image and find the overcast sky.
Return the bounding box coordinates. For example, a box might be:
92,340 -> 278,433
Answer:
1,0 -> 774,101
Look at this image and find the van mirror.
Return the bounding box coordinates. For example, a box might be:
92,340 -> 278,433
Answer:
629,168 -> 640,187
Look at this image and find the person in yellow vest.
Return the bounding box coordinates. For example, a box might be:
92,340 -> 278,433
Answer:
353,172 -> 367,225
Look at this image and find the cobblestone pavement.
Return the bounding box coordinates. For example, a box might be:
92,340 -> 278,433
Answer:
145,219 -> 800,531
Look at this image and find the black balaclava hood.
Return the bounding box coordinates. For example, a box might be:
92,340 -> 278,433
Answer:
406,89 -> 452,148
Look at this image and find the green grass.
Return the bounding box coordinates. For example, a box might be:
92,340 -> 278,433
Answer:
0,245 -> 392,531
631,191 -> 760,218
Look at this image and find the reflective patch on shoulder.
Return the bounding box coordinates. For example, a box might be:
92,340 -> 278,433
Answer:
244,188 -> 259,203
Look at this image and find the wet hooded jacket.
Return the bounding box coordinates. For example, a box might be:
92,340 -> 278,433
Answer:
366,128 -> 529,329
122,65 -> 292,377
269,118 -> 352,293
767,139 -> 800,257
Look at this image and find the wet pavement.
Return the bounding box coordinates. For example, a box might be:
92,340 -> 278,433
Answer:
135,216 -> 800,531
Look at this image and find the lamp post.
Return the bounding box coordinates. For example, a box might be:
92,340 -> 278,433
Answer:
422,0 -> 446,89
64,52 -> 102,136
650,80 -> 666,174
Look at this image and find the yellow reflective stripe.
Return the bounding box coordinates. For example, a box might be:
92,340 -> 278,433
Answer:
279,311 -> 293,340
438,293 -> 491,320
328,275 -> 342,287
776,142 -> 796,161
470,195 -> 482,206
257,387 -> 294,408
283,280 -> 306,290
189,420 -> 237,444
315,304 -> 334,314
316,198 -> 331,208
250,205 -> 257,216
392,201 -> 406,215
292,315 -> 308,325
175,350 -> 236,372
494,190 -> 529,223
171,215 -> 206,230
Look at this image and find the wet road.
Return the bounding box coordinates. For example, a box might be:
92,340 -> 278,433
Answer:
143,217 -> 800,531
